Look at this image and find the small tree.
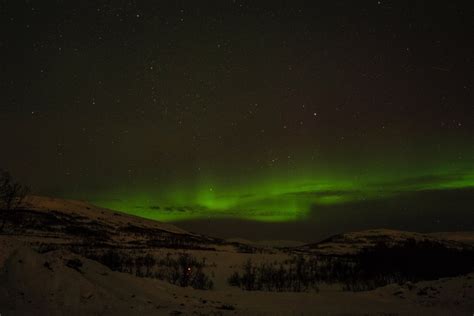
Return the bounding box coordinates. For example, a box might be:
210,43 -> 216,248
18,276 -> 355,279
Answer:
0,170 -> 29,231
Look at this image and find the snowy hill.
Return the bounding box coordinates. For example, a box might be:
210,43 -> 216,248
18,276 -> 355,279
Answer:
0,197 -> 473,315
22,195 -> 188,234
298,228 -> 474,255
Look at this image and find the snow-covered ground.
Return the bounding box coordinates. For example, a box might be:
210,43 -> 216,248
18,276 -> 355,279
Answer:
0,196 -> 473,315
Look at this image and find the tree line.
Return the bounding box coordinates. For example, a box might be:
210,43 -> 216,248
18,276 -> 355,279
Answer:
228,239 -> 474,292
83,248 -> 214,290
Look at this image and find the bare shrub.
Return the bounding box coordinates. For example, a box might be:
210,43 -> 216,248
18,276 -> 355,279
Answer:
0,170 -> 29,231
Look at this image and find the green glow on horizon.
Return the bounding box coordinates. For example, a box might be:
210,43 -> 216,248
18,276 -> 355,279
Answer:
89,162 -> 474,223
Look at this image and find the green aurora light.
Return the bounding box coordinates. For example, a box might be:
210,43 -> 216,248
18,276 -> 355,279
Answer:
91,164 -> 474,223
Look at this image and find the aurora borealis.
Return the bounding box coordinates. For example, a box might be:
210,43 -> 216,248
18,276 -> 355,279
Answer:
1,1 -> 473,240
91,164 -> 474,223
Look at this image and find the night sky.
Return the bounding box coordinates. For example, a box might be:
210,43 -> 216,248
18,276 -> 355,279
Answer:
1,1 -> 473,241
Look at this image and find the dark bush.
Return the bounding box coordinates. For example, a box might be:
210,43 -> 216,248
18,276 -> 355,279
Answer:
0,170 -> 29,232
228,257 -> 319,292
80,249 -> 213,290
340,239 -> 474,291
228,240 -> 474,292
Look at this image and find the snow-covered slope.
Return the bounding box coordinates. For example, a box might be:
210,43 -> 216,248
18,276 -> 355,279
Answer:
0,241 -> 233,315
1,197 -> 473,315
299,228 -> 474,255
226,237 -> 305,248
22,195 -> 188,234
1,238 -> 473,316
2,195 -> 224,253
429,231 -> 474,245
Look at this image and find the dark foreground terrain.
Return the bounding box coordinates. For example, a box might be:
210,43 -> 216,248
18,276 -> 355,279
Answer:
0,196 -> 473,315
